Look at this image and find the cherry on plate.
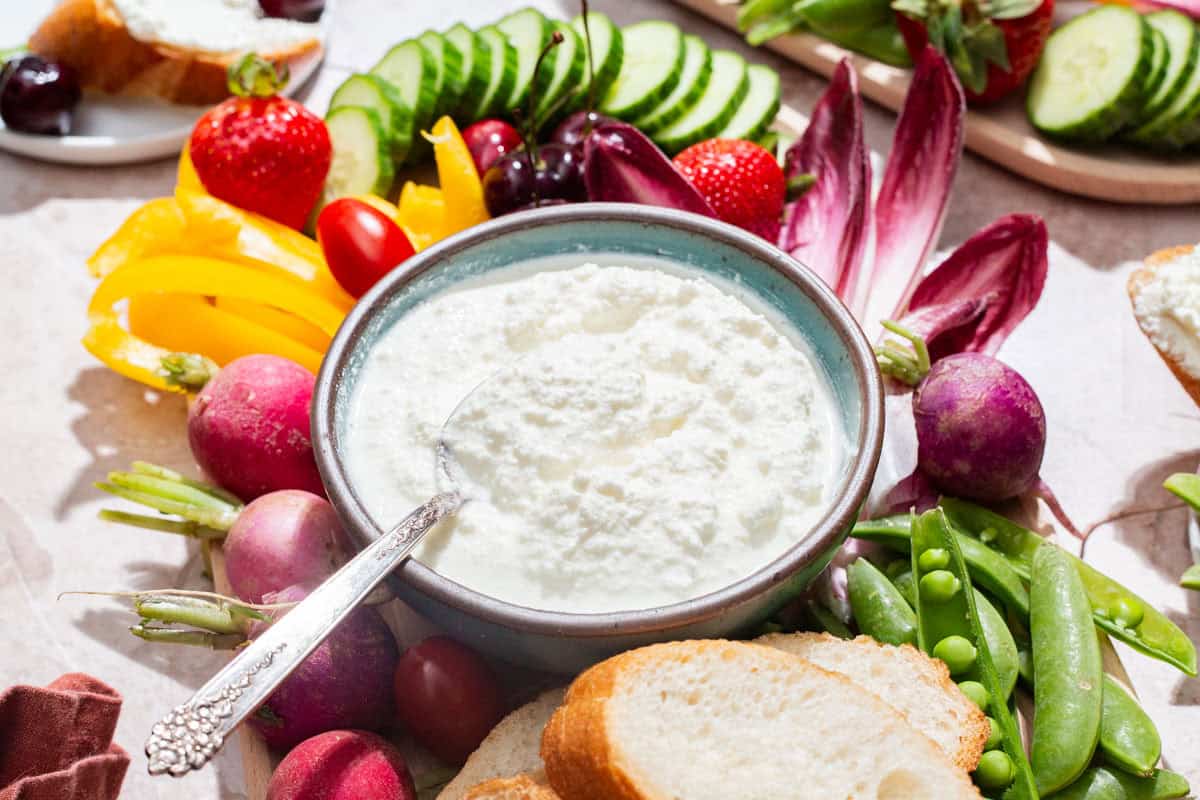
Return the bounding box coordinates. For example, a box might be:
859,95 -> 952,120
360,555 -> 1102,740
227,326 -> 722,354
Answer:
0,55 -> 81,136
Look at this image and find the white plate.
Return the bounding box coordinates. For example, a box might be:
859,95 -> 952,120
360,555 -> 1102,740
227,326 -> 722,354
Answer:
0,0 -> 330,166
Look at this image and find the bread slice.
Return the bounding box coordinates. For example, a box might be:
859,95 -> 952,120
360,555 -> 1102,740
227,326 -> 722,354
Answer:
756,632 -> 988,771
439,689 -> 566,800
1128,244 -> 1200,407
29,0 -> 322,106
540,640 -> 981,800
463,774 -> 560,800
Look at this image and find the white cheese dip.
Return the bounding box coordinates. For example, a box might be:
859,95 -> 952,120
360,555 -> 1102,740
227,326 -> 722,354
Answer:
111,0 -> 320,54
1134,249 -> 1200,376
345,261 -> 840,613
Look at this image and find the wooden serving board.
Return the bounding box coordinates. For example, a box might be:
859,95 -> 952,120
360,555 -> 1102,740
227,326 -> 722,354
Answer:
674,0 -> 1200,205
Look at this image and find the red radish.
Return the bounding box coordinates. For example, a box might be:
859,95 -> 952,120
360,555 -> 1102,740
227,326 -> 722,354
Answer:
224,490 -> 342,603
393,636 -> 505,764
188,354 -> 323,500
267,730 -> 415,800
913,353 -> 1045,502
251,587 -> 399,749
96,464 -> 344,602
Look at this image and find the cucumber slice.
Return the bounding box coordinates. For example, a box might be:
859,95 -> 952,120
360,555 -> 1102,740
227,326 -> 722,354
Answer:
328,74 -> 413,164
534,21 -> 585,127
600,20 -> 686,120
495,8 -> 552,113
446,23 -> 489,123
473,26 -> 520,121
718,63 -> 782,142
1025,6 -> 1152,142
370,39 -> 437,158
1140,27 -> 1171,110
1132,10 -> 1197,126
568,12 -> 624,113
633,35 -> 712,135
418,30 -> 464,123
320,106 -> 395,210
1129,38 -> 1200,146
654,50 -> 750,154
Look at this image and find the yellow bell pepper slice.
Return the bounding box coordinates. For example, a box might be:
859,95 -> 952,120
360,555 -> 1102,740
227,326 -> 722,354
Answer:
132,294 -> 324,374
87,198 -> 189,278
177,141 -> 204,193
354,194 -> 403,223
396,181 -> 446,252
90,255 -> 346,337
175,189 -> 353,310
214,296 -> 331,352
84,255 -> 346,390
429,116 -> 489,238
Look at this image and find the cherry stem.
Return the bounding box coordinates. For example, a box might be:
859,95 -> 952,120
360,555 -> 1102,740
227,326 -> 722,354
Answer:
875,320 -> 931,386
581,0 -> 596,114
517,31 -> 564,208
226,52 -> 289,99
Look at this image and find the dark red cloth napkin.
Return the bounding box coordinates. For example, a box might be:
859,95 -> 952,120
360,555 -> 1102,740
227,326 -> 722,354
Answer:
0,673 -> 129,800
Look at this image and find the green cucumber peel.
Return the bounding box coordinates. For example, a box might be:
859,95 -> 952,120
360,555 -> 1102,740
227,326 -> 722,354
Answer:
910,509 -> 1038,799
941,498 -> 1198,677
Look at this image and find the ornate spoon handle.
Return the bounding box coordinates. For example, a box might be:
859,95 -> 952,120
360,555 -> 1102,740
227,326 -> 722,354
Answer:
145,492 -> 462,776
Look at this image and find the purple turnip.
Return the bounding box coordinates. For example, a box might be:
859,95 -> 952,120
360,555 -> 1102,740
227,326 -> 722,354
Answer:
913,353 -> 1045,502
185,354 -> 324,501
249,587 -> 398,749
267,730 -> 415,800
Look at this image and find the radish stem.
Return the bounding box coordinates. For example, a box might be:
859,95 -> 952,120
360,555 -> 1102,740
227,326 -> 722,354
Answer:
131,624 -> 245,650
875,320 -> 930,386
98,509 -> 225,540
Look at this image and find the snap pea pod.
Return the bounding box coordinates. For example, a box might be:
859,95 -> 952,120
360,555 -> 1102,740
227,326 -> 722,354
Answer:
1182,564 -> 1200,591
942,498 -> 1197,677
852,515 -> 1031,617
1098,675 -> 1161,778
1031,543 -> 1103,795
847,558 -> 917,646
974,588 -> 1019,700
891,569 -> 916,606
807,600 -> 853,639
790,0 -> 893,36
1050,767 -> 1190,800
807,19 -> 913,67
910,509 -> 1038,800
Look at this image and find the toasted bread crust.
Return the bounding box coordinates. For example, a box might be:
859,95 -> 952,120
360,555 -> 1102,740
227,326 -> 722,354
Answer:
541,640 -> 980,800
29,0 -> 321,106
464,774 -> 560,800
1128,245 -> 1200,408
755,632 -> 990,772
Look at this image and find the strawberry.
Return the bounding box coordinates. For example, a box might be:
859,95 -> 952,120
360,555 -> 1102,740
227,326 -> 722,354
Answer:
190,55 -> 331,229
672,138 -> 786,241
894,0 -> 1054,105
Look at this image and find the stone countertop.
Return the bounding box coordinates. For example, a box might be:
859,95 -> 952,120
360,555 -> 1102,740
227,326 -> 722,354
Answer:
0,1 -> 1196,798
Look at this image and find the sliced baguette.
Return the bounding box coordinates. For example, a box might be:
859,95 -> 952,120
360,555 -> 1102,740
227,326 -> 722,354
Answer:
463,774 -> 561,800
756,632 -> 988,771
541,640 -> 980,800
28,0 -> 322,106
439,689 -> 566,800
1128,244 -> 1200,407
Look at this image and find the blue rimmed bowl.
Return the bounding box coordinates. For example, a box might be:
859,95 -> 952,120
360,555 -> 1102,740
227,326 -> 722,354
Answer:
312,203 -> 883,673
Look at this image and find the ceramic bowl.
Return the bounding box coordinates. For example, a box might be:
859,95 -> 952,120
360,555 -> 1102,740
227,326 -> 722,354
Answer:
313,203 -> 883,673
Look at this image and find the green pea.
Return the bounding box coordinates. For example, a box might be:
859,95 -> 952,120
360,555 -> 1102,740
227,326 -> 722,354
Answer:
918,547 -> 950,572
957,680 -> 989,709
1109,596 -> 1144,630
919,570 -> 961,603
975,750 -> 1016,790
984,717 -> 1003,751
933,635 -> 976,676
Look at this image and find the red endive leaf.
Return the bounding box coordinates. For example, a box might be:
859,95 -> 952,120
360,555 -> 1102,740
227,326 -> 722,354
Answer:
583,123 -> 716,217
862,46 -> 965,325
899,214 -> 1048,357
779,59 -> 871,302
897,297 -> 987,362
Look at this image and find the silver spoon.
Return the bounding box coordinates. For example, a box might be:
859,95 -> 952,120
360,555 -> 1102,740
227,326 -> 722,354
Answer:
144,389 -> 482,777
